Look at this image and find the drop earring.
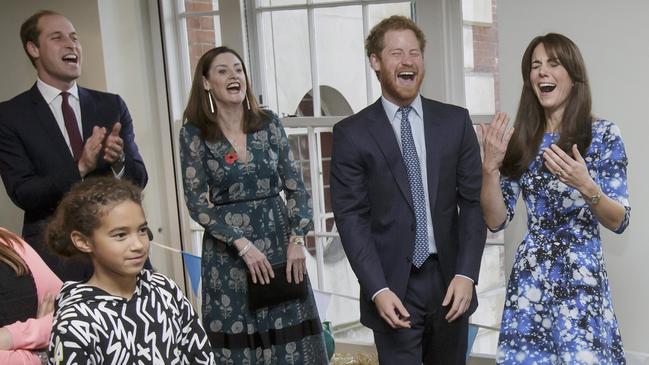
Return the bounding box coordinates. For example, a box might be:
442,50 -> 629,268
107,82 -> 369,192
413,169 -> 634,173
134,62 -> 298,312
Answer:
207,90 -> 215,114
245,95 -> 251,111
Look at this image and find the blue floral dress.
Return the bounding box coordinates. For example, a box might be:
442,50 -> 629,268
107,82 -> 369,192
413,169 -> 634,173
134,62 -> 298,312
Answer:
180,113 -> 328,365
496,120 -> 630,364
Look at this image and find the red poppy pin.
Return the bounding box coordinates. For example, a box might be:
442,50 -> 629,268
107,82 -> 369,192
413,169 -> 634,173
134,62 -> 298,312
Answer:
225,149 -> 238,165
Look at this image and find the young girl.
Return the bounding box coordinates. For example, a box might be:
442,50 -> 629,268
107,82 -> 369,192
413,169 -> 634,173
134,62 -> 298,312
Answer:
45,177 -> 215,365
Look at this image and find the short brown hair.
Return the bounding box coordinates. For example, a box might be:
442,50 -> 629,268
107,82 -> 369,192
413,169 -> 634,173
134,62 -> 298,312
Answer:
20,10 -> 61,67
365,15 -> 426,59
46,177 -> 144,258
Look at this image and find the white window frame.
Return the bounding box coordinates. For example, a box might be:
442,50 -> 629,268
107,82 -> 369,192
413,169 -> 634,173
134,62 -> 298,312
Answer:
159,0 -> 503,352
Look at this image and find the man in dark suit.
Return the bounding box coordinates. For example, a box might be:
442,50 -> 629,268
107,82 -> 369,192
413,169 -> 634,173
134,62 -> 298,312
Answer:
0,10 -> 147,281
331,16 -> 486,364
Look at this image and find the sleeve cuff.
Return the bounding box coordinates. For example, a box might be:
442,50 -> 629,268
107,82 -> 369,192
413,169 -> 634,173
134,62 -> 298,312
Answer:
371,287 -> 389,301
455,274 -> 475,284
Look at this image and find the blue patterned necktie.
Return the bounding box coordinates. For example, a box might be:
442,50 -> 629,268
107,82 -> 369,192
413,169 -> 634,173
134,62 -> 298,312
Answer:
399,106 -> 429,268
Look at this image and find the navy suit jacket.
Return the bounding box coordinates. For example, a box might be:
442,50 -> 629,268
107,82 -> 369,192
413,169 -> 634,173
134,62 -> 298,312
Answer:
330,97 -> 486,331
0,83 -> 148,278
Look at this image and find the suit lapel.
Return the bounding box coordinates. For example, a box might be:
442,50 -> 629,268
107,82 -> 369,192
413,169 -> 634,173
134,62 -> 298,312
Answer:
78,87 -> 96,140
28,84 -> 75,164
422,98 -> 441,217
366,100 -> 414,211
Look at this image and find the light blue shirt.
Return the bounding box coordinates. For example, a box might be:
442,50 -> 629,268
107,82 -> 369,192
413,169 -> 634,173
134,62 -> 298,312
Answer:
381,95 -> 437,255
371,96 -> 473,301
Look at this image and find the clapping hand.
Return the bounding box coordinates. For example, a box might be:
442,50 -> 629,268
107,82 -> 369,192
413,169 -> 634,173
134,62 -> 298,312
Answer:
480,112 -> 513,174
78,126 -> 107,177
543,144 -> 593,191
104,122 -> 125,165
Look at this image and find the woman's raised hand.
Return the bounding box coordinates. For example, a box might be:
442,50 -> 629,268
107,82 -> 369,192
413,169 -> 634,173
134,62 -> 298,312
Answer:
480,112 -> 513,174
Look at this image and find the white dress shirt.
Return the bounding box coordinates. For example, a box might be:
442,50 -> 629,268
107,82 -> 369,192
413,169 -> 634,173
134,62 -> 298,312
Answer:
36,79 -> 124,177
37,79 -> 82,157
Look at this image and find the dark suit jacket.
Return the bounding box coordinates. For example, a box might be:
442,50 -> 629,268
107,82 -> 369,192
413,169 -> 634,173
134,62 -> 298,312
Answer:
330,97 -> 486,331
0,83 -> 148,279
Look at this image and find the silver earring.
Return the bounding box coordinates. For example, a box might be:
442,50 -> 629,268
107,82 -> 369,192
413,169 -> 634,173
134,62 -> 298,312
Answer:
245,96 -> 251,110
207,90 -> 215,114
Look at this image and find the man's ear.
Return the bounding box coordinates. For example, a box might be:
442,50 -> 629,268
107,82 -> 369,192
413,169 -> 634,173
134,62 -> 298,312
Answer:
26,41 -> 40,60
369,53 -> 381,73
70,231 -> 93,254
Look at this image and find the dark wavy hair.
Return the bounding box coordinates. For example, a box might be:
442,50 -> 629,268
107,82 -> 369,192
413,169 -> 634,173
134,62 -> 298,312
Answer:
183,46 -> 266,141
502,33 -> 592,178
46,177 -> 143,258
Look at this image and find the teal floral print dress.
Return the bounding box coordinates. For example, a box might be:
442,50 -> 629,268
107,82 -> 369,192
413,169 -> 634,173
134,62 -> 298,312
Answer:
495,120 -> 629,364
180,112 -> 328,364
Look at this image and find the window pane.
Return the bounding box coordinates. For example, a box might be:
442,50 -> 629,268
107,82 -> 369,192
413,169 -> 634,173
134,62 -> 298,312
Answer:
462,0 -> 493,24
314,6 -> 365,115
472,245 -> 505,328
463,26 -> 474,69
367,3 -> 412,101
185,16 -> 222,76
313,0 -> 354,3
256,0 -> 306,7
462,0 -> 499,114
260,10 -> 312,116
465,73 -> 495,115
184,0 -> 219,12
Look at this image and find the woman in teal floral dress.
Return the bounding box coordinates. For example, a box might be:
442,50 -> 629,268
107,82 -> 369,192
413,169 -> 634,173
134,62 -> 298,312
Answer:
180,46 -> 328,364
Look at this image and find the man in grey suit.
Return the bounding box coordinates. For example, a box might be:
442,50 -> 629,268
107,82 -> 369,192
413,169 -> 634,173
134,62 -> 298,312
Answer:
331,16 -> 486,364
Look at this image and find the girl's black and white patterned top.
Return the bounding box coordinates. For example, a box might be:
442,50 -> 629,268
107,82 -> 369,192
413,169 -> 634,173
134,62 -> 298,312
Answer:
48,269 -> 216,365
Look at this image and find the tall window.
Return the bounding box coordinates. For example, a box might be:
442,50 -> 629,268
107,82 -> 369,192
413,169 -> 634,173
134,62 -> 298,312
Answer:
462,0 -> 504,356
249,0 -> 414,345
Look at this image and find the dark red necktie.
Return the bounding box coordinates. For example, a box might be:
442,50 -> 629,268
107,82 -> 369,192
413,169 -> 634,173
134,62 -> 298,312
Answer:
60,92 -> 83,161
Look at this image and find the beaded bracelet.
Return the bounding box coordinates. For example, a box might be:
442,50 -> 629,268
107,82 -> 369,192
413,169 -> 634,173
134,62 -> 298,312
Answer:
238,242 -> 253,257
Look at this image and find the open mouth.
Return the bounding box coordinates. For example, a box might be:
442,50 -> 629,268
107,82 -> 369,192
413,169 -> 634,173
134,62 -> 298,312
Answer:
226,81 -> 241,92
62,53 -> 78,65
398,71 -> 416,81
538,83 -> 556,93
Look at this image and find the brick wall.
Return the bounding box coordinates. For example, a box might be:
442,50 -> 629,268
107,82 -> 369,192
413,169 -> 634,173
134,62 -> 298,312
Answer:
470,0 -> 499,110
184,0 -> 219,73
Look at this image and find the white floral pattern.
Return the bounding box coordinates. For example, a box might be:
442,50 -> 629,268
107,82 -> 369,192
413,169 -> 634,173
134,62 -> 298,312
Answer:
495,120 -> 630,364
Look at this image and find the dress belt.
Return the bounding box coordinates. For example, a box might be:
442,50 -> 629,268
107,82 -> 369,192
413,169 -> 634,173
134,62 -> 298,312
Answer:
213,192 -> 280,206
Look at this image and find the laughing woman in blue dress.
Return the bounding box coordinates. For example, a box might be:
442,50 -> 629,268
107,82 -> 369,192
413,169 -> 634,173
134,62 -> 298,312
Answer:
480,33 -> 629,364
179,46 -> 328,364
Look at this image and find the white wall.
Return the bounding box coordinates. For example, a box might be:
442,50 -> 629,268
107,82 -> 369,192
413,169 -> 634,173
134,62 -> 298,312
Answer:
499,0 -> 649,354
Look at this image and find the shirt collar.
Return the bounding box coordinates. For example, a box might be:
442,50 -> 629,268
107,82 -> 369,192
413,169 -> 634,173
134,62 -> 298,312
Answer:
381,94 -> 423,121
36,78 -> 79,105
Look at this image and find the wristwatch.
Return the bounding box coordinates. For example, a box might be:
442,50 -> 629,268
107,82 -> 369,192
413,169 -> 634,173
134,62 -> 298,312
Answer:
291,236 -> 305,246
587,190 -> 602,205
